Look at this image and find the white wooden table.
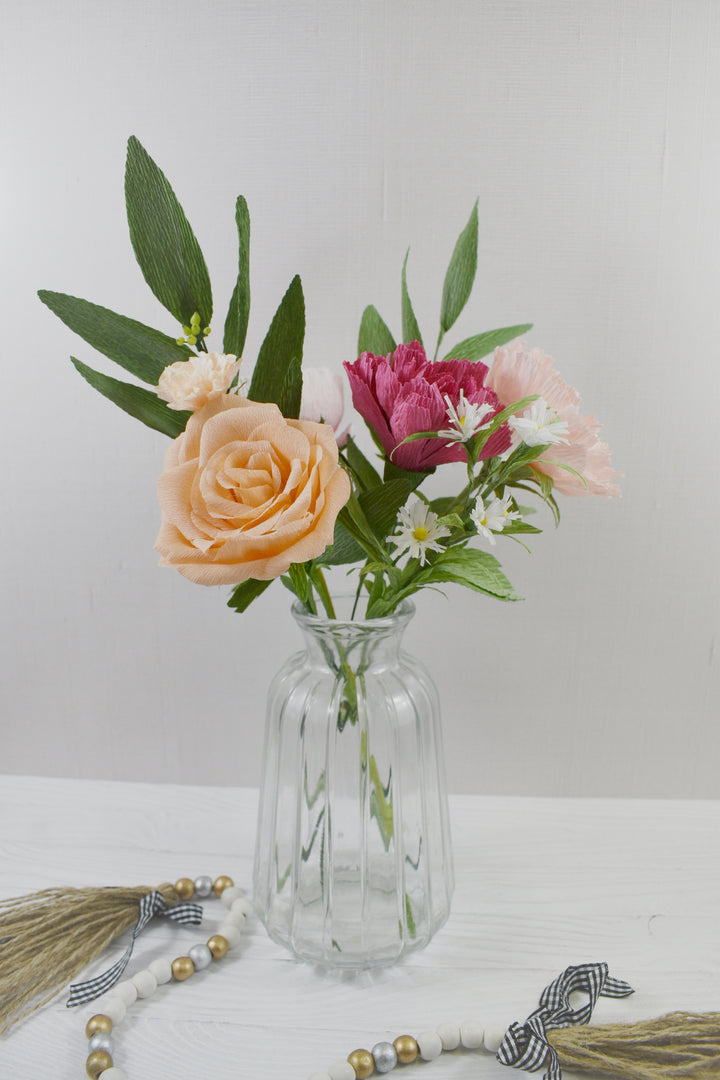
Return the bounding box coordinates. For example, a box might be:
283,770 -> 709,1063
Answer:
0,775 -> 717,1080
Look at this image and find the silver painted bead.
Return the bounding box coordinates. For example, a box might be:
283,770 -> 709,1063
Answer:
88,1031 -> 114,1054
188,943 -> 213,970
194,875 -> 213,898
372,1042 -> 398,1073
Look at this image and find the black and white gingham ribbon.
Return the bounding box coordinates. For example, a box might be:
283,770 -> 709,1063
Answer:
496,962 -> 634,1080
67,890 -> 203,1007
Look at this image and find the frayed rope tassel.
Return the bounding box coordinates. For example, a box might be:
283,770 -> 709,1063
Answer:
548,1013 -> 720,1080
0,883 -> 201,1036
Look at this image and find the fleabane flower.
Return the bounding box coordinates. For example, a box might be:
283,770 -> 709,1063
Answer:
157,352 -> 242,411
390,496 -> 450,565
508,398 -> 570,447
438,391 -> 495,444
471,492 -> 520,545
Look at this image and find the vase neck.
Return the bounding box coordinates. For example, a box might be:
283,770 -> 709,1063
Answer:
291,601 -> 414,671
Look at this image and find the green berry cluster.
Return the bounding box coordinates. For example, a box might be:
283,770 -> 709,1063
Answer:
177,311 -> 211,348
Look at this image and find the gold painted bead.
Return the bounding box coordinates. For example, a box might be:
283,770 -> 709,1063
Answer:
207,933 -> 229,959
393,1035 -> 419,1064
85,1014 -> 112,1037
175,877 -> 195,900
213,874 -> 234,896
171,955 -> 195,980
86,1049 -> 113,1078
348,1048 -> 375,1078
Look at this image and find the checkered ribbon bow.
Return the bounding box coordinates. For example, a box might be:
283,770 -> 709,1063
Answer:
67,890 -> 203,1006
496,962 -> 635,1080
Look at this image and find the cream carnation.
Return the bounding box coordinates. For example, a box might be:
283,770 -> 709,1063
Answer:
157,352 -> 242,411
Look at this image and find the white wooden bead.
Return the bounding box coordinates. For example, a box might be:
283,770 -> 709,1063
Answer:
328,1061 -> 355,1080
131,969 -> 158,998
436,1022 -> 461,1050
460,1021 -> 485,1049
148,958 -> 173,984
417,1030 -> 443,1060
98,1070 -> 128,1079
483,1025 -> 508,1053
307,1073 -> 332,1080
225,906 -> 248,927
99,995 -> 126,1024
219,923 -> 242,947
111,980 -> 137,1006
220,885 -> 246,907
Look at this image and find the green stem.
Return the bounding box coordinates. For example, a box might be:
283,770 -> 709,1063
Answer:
311,566 -> 336,619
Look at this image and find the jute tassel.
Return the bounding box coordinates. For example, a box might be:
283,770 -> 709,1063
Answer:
548,1012 -> 720,1079
0,883 -> 178,1036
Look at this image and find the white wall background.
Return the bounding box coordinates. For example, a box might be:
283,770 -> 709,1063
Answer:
2,0 -> 718,797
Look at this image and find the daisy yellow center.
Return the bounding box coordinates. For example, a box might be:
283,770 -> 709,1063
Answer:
413,525 -> 429,541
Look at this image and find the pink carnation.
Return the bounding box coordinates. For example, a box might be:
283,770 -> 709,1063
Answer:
343,341 -> 511,471
488,341 -> 620,497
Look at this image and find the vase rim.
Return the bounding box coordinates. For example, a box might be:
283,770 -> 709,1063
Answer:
291,597 -> 415,629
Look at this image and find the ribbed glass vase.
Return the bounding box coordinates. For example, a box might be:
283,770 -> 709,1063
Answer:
252,599 -> 454,968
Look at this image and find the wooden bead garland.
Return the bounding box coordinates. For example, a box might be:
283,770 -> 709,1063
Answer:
82,874 -> 251,1080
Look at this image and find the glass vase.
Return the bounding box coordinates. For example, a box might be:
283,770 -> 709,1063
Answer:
252,599 -> 454,968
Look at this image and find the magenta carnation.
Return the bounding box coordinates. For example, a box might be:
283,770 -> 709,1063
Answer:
343,341 -> 511,471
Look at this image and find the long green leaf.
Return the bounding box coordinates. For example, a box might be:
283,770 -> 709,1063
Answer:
125,136 -> 213,327
439,200 -> 479,334
277,355 -> 303,420
249,276 -> 305,408
357,305 -> 395,356
443,323 -> 533,362
223,196 -> 251,357
38,291 -> 191,385
401,250 -> 423,346
227,578 -> 273,613
70,358 -> 189,437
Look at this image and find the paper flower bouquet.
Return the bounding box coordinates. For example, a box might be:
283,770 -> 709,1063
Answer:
40,137 -> 618,624
40,138 -> 619,968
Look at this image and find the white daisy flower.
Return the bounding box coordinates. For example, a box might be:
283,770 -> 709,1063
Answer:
471,492 -> 521,545
438,391 -> 495,444
390,496 -> 451,565
508,398 -> 569,447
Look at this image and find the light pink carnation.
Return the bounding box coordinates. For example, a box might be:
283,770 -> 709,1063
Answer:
488,341 -> 620,497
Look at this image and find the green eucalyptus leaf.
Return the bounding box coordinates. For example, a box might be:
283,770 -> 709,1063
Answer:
439,200 -> 478,334
420,546 -> 518,600
227,578 -> 273,613
357,305 -> 396,356
223,196 -> 251,358
342,435 -> 382,491
316,522 -> 366,566
249,275 -> 305,410
70,357 -> 189,437
359,477 -> 423,543
38,291 -> 191,385
401,249 -> 423,346
443,323 -> 533,361
286,563 -> 309,603
125,136 -> 213,327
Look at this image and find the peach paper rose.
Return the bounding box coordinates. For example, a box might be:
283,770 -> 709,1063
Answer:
155,395 -> 351,585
